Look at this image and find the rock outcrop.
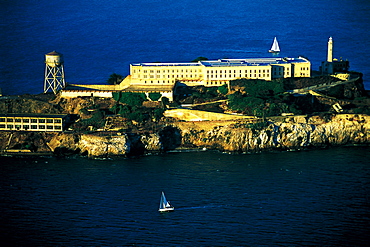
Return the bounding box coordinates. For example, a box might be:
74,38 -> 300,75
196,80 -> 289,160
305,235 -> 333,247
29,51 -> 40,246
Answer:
47,133 -> 131,157
1,114 -> 368,157
172,114 -> 369,152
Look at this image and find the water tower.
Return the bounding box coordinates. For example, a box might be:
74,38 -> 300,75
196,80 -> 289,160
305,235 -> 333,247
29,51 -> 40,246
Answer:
44,51 -> 66,94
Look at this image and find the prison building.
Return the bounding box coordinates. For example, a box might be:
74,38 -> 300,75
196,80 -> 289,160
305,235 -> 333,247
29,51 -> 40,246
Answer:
129,57 -> 311,87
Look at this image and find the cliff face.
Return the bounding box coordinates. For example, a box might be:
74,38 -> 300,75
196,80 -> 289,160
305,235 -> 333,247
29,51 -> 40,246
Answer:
47,133 -> 131,157
172,114 -> 369,152
1,114 -> 368,157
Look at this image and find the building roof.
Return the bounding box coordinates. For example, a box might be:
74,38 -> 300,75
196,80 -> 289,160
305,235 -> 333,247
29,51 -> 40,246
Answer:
46,51 -> 62,56
131,62 -> 201,67
0,113 -> 68,118
131,57 -> 310,68
123,84 -> 174,92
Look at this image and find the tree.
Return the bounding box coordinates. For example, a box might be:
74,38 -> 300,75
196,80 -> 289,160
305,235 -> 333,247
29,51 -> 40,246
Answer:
191,57 -> 208,62
218,84 -> 228,95
112,92 -> 146,107
107,73 -> 123,85
148,92 -> 162,101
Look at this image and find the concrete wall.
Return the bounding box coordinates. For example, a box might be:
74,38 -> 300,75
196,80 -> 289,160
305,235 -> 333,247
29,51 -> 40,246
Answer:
164,109 -> 257,121
60,90 -> 113,98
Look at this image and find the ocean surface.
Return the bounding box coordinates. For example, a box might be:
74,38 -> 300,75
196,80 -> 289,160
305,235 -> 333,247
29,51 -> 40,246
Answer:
1,147 -> 369,246
0,0 -> 370,95
1,1 -> 370,246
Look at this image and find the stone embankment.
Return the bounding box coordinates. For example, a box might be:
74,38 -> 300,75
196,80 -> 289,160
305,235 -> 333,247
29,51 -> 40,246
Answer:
0,114 -> 368,157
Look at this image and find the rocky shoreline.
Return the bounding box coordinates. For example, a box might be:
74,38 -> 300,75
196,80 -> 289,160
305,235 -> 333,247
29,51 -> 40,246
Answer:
1,113 -> 368,158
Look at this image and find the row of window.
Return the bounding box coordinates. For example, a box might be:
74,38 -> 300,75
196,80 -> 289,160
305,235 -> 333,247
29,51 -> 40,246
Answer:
206,81 -> 228,85
143,80 -> 175,84
143,74 -> 199,79
206,74 -> 270,79
0,124 -> 62,130
139,69 -> 202,74
207,69 -> 272,74
0,118 -> 61,123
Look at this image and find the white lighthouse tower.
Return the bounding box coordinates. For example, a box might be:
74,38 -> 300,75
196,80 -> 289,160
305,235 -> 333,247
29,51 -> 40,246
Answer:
44,51 -> 66,94
327,37 -> 333,63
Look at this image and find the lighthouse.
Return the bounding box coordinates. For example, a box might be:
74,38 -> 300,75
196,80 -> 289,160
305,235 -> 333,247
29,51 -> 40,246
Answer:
327,37 -> 333,62
320,37 -> 349,75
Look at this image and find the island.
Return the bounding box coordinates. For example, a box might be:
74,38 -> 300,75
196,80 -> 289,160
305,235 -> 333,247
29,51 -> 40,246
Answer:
0,38 -> 369,157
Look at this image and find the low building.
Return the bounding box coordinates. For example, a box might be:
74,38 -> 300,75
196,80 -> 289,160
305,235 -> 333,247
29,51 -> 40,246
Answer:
0,114 -> 70,132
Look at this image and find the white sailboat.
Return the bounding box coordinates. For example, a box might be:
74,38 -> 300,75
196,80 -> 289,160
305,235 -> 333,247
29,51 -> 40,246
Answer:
269,37 -> 280,53
158,191 -> 174,212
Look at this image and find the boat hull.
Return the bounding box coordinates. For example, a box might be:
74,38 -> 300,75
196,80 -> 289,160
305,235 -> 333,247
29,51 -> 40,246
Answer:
159,207 -> 175,212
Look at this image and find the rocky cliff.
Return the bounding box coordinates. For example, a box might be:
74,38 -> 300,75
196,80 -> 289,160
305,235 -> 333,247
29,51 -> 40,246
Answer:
1,114 -> 368,157
171,114 -> 369,152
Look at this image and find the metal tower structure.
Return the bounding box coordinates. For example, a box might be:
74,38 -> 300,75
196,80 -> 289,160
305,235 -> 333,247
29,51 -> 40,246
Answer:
44,51 -> 66,94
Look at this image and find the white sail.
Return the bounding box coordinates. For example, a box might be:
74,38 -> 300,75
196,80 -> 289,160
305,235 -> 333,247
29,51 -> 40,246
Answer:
269,37 -> 280,53
159,191 -> 174,212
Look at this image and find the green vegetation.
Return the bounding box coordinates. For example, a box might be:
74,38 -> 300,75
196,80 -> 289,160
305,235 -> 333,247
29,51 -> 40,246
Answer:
148,92 -> 162,101
112,92 -> 147,107
191,57 -> 208,62
227,79 -> 302,117
217,84 -> 228,95
107,73 -> 123,85
110,92 -> 166,124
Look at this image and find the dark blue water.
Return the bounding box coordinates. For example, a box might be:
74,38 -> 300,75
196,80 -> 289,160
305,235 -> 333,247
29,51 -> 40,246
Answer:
1,1 -> 370,245
1,0 -> 370,95
1,147 -> 369,246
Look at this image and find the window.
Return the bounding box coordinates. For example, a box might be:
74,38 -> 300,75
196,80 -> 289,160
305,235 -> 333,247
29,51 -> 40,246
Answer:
7,119 -> 13,122
31,125 -> 37,129
15,119 -> 21,123
7,125 -> 13,129
39,119 -> 45,123
0,118 -> 5,122
39,125 -> 45,129
31,119 -> 37,123
23,125 -> 29,130
55,126 -> 62,130
46,119 -> 53,123
47,126 -> 53,130
0,124 -> 5,128
23,119 -> 29,123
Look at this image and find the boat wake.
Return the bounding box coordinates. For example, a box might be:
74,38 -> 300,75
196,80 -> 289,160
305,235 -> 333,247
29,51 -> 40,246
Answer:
176,205 -> 224,211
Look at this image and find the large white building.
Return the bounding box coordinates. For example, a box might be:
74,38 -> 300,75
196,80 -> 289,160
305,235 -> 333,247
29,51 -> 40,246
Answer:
62,56 -> 311,101
129,57 -> 311,87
